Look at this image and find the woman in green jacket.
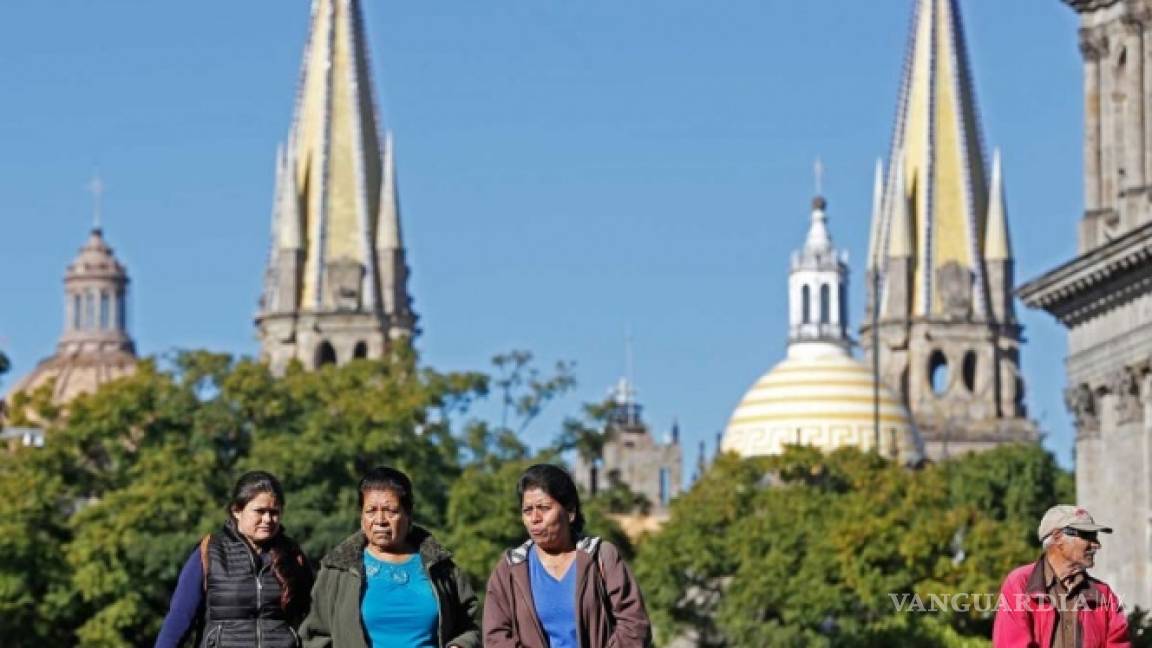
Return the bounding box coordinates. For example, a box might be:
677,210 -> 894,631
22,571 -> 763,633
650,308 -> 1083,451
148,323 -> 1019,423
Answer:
299,466 -> 479,648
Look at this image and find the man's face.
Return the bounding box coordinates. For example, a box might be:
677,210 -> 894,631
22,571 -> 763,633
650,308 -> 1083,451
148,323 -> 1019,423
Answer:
1055,528 -> 1101,570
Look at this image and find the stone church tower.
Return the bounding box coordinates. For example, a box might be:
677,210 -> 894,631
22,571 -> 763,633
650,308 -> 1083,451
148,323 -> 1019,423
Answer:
257,0 -> 416,373
572,376 -> 683,519
6,227 -> 137,406
1020,0 -> 1152,612
860,0 -> 1038,460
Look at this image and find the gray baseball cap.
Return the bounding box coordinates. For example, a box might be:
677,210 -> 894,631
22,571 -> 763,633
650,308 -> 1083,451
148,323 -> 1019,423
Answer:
1038,505 -> 1113,542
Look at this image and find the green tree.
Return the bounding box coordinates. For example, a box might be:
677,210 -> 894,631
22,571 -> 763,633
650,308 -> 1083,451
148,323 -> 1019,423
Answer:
0,346 -> 492,647
636,444 -> 1072,647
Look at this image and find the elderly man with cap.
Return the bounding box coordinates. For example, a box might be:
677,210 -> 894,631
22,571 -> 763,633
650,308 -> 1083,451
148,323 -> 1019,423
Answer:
992,505 -> 1129,647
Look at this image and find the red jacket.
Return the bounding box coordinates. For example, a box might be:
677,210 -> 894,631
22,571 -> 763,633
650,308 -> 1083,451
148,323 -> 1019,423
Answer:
992,556 -> 1130,647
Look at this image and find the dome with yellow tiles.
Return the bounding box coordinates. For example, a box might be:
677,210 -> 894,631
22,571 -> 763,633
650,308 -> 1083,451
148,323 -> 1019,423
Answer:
722,341 -> 922,464
721,194 -> 923,465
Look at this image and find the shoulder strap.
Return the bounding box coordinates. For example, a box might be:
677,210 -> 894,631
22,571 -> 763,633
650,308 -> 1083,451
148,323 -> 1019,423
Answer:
199,534 -> 212,593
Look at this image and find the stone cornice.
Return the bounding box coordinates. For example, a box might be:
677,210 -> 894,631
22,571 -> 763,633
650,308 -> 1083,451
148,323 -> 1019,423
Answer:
1063,0 -> 1123,12
1018,221 -> 1152,325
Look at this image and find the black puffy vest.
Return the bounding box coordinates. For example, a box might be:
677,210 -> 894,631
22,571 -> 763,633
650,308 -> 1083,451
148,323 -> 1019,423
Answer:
199,522 -> 298,648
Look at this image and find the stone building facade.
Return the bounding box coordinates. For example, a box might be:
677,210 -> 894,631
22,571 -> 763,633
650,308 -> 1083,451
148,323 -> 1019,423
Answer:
1019,0 -> 1152,612
572,378 -> 682,517
257,0 -> 416,374
860,0 -> 1038,460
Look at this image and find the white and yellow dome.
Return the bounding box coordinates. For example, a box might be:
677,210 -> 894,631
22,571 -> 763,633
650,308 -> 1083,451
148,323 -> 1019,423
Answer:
722,341 -> 923,464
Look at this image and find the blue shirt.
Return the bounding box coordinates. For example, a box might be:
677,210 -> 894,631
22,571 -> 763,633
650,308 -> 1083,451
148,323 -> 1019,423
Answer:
155,548 -> 204,648
361,550 -> 439,647
528,547 -> 578,648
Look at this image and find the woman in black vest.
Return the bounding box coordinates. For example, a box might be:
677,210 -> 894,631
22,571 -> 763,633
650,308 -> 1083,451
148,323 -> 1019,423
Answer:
155,471 -> 313,648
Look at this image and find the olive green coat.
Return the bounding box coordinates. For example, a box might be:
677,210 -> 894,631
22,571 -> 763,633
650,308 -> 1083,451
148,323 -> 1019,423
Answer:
299,527 -> 480,648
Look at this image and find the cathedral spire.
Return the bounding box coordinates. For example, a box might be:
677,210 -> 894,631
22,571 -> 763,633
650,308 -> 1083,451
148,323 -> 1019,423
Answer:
984,148 -> 1012,262
287,0 -> 382,310
375,130 -> 416,337
866,159 -> 885,270
377,131 -> 402,251
871,0 -> 991,318
984,148 -> 1015,324
858,0 -> 1036,460
887,157 -> 913,260
257,0 -> 416,373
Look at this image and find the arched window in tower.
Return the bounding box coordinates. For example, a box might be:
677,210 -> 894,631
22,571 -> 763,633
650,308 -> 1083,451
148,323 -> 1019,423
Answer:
929,350 -> 950,395
118,294 -> 127,332
962,351 -> 977,392
84,291 -> 96,330
99,292 -> 110,330
353,341 -> 368,359
315,341 -> 337,368
72,294 -> 82,330
819,284 -> 831,324
801,285 -> 811,324
838,281 -> 847,333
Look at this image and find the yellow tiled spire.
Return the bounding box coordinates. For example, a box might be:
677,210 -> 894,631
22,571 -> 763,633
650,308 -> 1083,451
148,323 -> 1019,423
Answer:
887,157 -> 914,260
280,0 -> 386,310
871,0 -> 994,317
257,0 -> 416,373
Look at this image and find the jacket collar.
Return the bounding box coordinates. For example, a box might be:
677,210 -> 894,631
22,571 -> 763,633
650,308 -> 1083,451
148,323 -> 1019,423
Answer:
505,535 -> 602,565
322,525 -> 451,572
1025,554 -> 1102,606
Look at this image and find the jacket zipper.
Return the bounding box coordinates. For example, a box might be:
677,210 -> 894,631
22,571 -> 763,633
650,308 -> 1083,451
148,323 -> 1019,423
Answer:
205,623 -> 222,648
246,549 -> 266,648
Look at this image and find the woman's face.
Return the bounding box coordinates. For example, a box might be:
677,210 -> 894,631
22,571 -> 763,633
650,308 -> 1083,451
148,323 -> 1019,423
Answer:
232,492 -> 282,545
361,489 -> 411,553
521,487 -> 574,552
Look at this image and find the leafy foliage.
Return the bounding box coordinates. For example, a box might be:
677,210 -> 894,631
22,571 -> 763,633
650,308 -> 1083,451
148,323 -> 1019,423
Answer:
0,346 -> 1088,648
0,347 -> 494,646
0,347 -> 629,647
635,444 -> 1072,647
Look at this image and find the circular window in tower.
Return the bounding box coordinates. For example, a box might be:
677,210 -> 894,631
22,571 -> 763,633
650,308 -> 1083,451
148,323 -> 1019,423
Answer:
929,351 -> 950,396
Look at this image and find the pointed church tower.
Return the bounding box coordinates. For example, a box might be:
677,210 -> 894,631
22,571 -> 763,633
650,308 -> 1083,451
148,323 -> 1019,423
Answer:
860,0 -> 1037,460
257,0 -> 416,373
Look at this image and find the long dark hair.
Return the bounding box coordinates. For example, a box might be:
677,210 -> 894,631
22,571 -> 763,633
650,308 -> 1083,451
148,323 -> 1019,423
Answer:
228,471 -> 313,623
517,463 -> 586,535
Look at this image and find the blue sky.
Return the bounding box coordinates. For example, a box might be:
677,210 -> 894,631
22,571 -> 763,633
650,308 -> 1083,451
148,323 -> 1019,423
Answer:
0,1 -> 1083,470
